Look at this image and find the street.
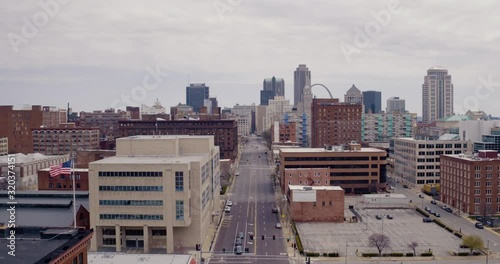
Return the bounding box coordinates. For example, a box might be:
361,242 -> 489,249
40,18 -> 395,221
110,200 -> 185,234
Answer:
210,137 -> 288,264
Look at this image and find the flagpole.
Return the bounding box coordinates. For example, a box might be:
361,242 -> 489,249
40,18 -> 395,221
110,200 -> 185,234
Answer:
72,153 -> 76,229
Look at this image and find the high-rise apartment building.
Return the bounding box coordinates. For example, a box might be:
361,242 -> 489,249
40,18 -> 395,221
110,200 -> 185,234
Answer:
0,105 -> 43,154
344,85 -> 363,104
422,66 -> 454,123
264,96 -> 293,132
89,135 -> 221,253
293,64 -> 311,106
32,127 -> 100,155
362,112 -> 417,142
362,91 -> 382,114
311,98 -> 362,147
260,76 -> 285,105
386,97 -> 406,113
186,83 -> 209,113
232,104 -> 255,137
42,106 -> 68,127
441,150 -> 500,216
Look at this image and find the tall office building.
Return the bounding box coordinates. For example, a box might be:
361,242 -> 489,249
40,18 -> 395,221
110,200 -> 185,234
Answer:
0,105 -> 43,154
422,66 -> 454,123
293,64 -> 311,106
386,97 -> 406,113
362,91 -> 382,114
344,85 -> 363,104
186,83 -> 209,113
260,77 -> 285,105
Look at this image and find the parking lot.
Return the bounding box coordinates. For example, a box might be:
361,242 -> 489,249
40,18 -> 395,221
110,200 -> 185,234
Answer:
296,209 -> 463,257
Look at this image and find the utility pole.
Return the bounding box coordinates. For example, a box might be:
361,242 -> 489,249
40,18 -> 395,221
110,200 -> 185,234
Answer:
486,239 -> 489,264
345,241 -> 348,264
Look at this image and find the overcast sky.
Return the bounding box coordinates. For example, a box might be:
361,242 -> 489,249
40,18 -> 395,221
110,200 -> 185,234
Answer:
1,0 -> 499,116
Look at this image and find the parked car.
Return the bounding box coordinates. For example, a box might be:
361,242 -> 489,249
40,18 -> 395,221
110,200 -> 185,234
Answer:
433,212 -> 440,217
475,222 -> 484,229
422,217 -> 433,223
225,206 -> 231,213
272,208 -> 279,213
386,215 -> 394,219
425,207 -> 431,212
235,238 -> 242,245
445,207 -> 453,213
238,232 -> 244,239
227,200 -> 233,206
403,185 -> 409,188
275,223 -> 282,229
419,194 -> 424,198
235,245 -> 243,255
476,216 -> 483,222
429,210 -> 435,215
235,172 -> 240,176
375,215 -> 382,220
431,200 -> 437,205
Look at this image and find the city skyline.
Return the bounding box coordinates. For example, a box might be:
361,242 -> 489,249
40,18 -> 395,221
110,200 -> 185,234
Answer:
1,1 -> 499,116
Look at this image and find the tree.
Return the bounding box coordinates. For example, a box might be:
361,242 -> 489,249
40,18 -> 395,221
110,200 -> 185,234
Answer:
368,233 -> 390,256
261,129 -> 272,149
408,241 -> 418,256
462,235 -> 484,254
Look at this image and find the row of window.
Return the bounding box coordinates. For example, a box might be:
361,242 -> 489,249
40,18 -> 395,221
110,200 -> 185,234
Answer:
99,200 -> 163,206
98,171 -> 163,177
175,171 -> 184,191
100,214 -> 163,220
284,156 -> 383,162
98,186 -> 163,192
176,200 -> 184,220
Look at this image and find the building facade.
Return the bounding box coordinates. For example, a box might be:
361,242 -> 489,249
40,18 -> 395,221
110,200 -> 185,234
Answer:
293,64 -> 311,106
0,153 -> 69,190
232,104 -> 256,137
386,97 -> 406,113
344,84 -> 363,104
78,109 -> 128,142
33,127 -> 100,155
42,106 -> 68,127
422,66 -> 454,123
289,185 -> 344,223
0,137 -> 7,156
393,137 -> 469,185
38,168 -> 89,191
89,135 -> 221,253
118,120 -> 238,160
474,128 -> 500,153
264,96 -> 293,133
362,91 -> 382,114
279,144 -> 387,194
361,112 -> 417,142
0,105 -> 43,154
186,83 -> 209,113
283,168 -> 330,193
261,76 -> 285,105
311,98 -> 362,147
441,151 -> 500,216
141,99 -> 167,116
271,122 -> 297,143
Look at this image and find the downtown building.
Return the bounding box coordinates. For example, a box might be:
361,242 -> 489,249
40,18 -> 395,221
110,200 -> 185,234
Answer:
279,143 -> 387,194
186,83 -> 209,113
89,135 -> 221,253
33,127 -> 100,155
441,150 -> 500,216
386,97 -> 406,113
118,119 -> 238,160
311,98 -> 362,148
361,112 -> 417,143
232,104 -> 256,137
422,66 -> 454,123
0,137 -> 7,156
362,91 -> 382,114
393,137 -> 470,185
78,109 -> 128,144
293,64 -> 311,106
0,105 -> 43,154
263,96 -> 293,133
260,76 -> 285,105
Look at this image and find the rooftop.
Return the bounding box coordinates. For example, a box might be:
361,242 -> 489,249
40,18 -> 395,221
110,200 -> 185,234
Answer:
444,154 -> 500,162
90,155 -> 207,165
39,168 -> 88,172
280,147 -> 385,153
0,153 -> 68,164
428,65 -> 447,70
363,193 -> 407,199
0,228 -> 92,264
289,185 -> 343,191
394,137 -> 464,142
88,252 -> 192,264
119,135 -> 213,140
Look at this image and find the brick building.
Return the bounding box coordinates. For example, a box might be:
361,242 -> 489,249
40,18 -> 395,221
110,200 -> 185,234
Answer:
272,122 -> 297,143
0,137 -> 7,156
42,106 -> 67,127
311,98 -> 362,148
76,149 -> 116,168
0,105 -> 43,154
33,127 -> 100,155
38,168 -> 89,191
283,168 -> 330,193
118,120 -> 238,160
441,150 -> 500,216
289,185 -> 344,222
279,143 -> 387,194
78,109 -> 127,141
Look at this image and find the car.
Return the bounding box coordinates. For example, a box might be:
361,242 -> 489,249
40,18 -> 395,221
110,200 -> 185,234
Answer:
235,237 -> 242,245
235,172 -> 240,176
275,223 -> 282,229
424,207 -> 431,212
375,215 -> 382,220
433,212 -> 440,217
225,206 -> 231,213
445,207 -> 453,213
403,184 -> 409,188
431,200 -> 437,205
272,208 -> 279,213
386,215 -> 394,219
486,221 -> 492,226
429,210 -> 435,215
238,232 -> 244,239
227,200 -> 233,206
235,245 -> 243,255
476,216 -> 483,222
419,194 -> 424,198
422,217 -> 433,223
475,222 -> 484,229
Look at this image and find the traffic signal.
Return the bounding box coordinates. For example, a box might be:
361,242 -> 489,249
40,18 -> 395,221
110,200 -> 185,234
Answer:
273,235 -> 276,240
262,235 -> 265,240
196,244 -> 201,251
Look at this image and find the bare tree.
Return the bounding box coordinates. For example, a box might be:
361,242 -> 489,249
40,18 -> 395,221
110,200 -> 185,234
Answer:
368,233 -> 390,256
261,129 -> 272,149
408,241 -> 418,256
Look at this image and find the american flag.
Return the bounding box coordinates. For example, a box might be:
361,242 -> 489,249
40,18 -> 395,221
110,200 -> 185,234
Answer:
49,160 -> 72,177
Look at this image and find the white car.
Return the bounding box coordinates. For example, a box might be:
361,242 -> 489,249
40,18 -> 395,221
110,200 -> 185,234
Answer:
275,223 -> 282,229
225,206 -> 231,213
227,200 -> 233,206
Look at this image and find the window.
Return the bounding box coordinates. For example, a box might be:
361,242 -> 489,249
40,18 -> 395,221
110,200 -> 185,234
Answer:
486,189 -> 492,195
176,200 -> 184,220
474,189 -> 481,195
49,183 -> 53,189
475,181 -> 481,187
175,172 -> 184,191
486,197 -> 492,204
79,253 -> 83,264
474,198 -> 480,204
475,173 -> 481,179
486,181 -> 492,187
